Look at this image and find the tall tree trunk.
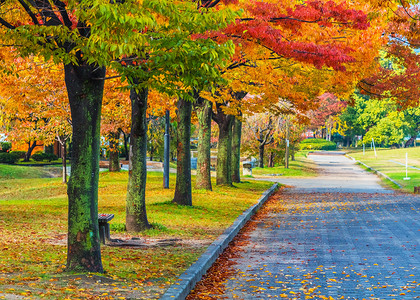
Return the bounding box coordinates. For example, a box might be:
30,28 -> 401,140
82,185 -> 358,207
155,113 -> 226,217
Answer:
173,98 -> 192,206
108,131 -> 120,172
195,99 -> 212,190
258,144 -> 264,168
126,86 -> 150,231
215,113 -> 234,186
121,131 -> 130,161
65,63 -> 105,273
149,145 -> 154,161
61,138 -> 67,184
231,116 -> 242,183
267,152 -> 274,168
24,141 -> 38,162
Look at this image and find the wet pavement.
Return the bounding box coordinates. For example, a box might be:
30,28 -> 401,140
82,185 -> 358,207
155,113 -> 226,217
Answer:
192,154 -> 420,299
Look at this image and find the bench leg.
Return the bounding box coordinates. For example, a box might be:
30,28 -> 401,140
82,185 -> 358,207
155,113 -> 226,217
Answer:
99,224 -> 106,244
105,223 -> 111,242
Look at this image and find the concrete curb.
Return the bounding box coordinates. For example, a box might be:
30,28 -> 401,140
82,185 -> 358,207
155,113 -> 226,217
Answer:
347,156 -> 402,188
160,183 -> 279,300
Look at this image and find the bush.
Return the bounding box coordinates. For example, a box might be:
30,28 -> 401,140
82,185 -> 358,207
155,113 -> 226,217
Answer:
10,151 -> 26,159
299,138 -> 337,150
0,152 -> 20,164
31,153 -> 45,161
0,142 -> 12,152
31,152 -> 58,162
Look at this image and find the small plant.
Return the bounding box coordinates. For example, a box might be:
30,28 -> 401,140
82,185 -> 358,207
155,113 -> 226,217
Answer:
110,223 -> 126,232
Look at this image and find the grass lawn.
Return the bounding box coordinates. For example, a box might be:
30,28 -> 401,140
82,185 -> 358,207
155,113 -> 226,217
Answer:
0,164 -> 273,299
251,152 -> 317,177
348,147 -> 420,193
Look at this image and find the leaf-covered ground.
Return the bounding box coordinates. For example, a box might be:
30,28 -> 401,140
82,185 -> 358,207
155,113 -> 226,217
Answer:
0,169 -> 272,299
189,190 -> 419,299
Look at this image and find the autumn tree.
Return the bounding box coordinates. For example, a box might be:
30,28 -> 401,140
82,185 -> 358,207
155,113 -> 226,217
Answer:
358,3 -> 420,109
0,54 -> 71,181
0,0 -> 189,272
196,0 -> 386,185
106,2 -> 237,227
101,74 -> 131,172
308,93 -> 347,141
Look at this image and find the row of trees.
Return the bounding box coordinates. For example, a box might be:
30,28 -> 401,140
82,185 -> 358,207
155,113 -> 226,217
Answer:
0,0 -> 409,273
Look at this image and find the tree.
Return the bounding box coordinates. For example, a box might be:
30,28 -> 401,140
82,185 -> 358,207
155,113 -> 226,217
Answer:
0,54 -> 71,180
358,3 -> 420,109
0,0 -> 174,272
197,0 -> 386,184
245,113 -> 275,168
102,74 -> 131,172
309,93 -> 347,141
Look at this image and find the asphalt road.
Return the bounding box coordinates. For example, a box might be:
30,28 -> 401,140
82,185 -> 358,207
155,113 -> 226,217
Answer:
257,153 -> 393,194
191,154 -> 420,299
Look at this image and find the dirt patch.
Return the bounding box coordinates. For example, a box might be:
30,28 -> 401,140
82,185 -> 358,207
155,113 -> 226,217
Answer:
44,233 -> 213,249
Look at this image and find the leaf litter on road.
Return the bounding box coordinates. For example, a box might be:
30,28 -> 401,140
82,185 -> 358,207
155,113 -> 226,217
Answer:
188,190 -> 420,299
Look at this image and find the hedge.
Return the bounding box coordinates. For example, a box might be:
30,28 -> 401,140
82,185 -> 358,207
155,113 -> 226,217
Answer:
31,152 -> 58,162
0,152 -> 20,164
299,138 -> 337,150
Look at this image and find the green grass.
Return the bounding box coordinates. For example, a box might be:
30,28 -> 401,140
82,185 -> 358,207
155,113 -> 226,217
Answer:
15,159 -> 66,165
0,164 -> 273,299
348,147 -> 420,192
0,163 -> 62,179
251,153 -> 317,177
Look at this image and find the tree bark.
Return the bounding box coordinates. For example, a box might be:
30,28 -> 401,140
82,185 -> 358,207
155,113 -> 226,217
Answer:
405,134 -> 417,148
215,112 -> 234,186
173,97 -> 192,206
231,116 -> 242,183
126,86 -> 150,231
267,151 -> 275,168
65,63 -> 105,273
258,144 -> 265,168
24,141 -> 38,162
195,99 -> 212,190
121,131 -> 130,161
60,138 -> 67,184
108,131 -> 120,172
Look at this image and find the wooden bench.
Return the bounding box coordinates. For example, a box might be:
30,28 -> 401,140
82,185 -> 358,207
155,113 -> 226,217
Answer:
98,213 -> 114,244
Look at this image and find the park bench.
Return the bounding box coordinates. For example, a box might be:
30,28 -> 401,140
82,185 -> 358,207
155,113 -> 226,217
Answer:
98,213 -> 114,245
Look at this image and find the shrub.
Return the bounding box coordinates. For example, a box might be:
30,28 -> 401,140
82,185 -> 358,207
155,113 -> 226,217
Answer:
299,138 -> 337,150
10,151 -> 26,159
0,152 -> 20,164
31,152 -> 59,162
45,153 -> 58,162
31,153 -> 45,161
0,142 -> 12,152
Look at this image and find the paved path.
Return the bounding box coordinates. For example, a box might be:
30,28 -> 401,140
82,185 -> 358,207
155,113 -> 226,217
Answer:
192,154 -> 420,299
256,154 -> 393,194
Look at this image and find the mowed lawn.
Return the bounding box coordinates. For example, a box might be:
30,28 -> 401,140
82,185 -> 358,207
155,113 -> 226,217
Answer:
349,146 -> 420,192
252,153 -> 317,177
0,166 -> 273,299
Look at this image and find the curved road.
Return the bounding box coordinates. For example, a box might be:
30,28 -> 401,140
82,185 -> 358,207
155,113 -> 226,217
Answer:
192,154 -> 419,299
258,153 -> 393,194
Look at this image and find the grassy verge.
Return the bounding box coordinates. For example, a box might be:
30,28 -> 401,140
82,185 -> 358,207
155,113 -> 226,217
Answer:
0,163 -> 62,179
348,147 -> 420,193
0,165 -> 273,299
251,152 -> 317,177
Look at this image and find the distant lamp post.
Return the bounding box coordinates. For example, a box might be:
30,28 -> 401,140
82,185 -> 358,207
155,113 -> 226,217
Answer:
163,110 -> 170,188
